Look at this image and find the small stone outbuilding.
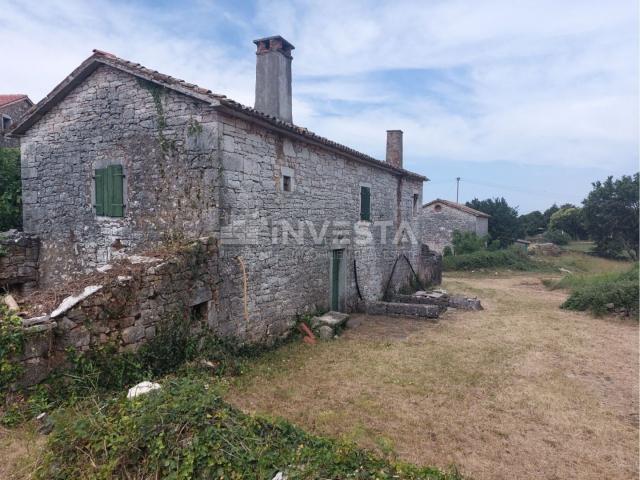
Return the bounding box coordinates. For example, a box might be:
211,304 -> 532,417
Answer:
419,199 -> 489,253
0,94 -> 33,147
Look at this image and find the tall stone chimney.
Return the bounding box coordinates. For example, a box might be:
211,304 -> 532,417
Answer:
254,35 -> 295,123
386,130 -> 403,169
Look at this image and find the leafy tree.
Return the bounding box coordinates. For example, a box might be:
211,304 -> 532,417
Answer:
466,197 -> 523,247
0,148 -> 22,231
548,207 -> 587,239
451,230 -> 486,254
543,204 -> 559,225
519,210 -> 546,236
582,173 -> 639,259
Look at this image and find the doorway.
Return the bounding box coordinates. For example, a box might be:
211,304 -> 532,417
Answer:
331,249 -> 343,311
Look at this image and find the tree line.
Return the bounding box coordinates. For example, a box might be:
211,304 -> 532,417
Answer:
465,173 -> 639,259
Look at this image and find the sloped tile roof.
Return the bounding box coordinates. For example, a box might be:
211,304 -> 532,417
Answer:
12,50 -> 426,181
423,198 -> 491,218
0,94 -> 32,108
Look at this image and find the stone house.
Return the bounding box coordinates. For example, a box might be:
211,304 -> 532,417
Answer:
9,36 -> 439,345
0,94 -> 33,147
419,198 -> 489,253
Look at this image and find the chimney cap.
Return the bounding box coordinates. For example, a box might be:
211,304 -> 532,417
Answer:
253,35 -> 295,56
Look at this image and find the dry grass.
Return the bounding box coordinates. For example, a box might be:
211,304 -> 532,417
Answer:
0,423 -> 45,480
226,273 -> 639,479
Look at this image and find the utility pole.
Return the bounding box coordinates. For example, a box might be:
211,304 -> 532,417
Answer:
456,177 -> 461,203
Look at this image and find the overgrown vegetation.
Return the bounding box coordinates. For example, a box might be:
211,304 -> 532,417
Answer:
545,264 -> 639,316
0,305 -> 25,393
0,147 -> 22,231
466,197 -> 522,247
37,375 -> 460,480
443,245 -> 538,271
2,311 -> 460,479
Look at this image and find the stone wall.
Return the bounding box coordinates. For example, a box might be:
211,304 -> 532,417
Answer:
16,238 -> 221,386
0,229 -> 39,292
419,202 -> 487,253
20,65 -> 221,285
18,63 -> 438,347
215,113 -> 427,343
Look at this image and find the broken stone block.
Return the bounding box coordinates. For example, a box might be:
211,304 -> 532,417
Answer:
310,311 -> 349,329
317,325 -> 334,340
127,381 -> 161,399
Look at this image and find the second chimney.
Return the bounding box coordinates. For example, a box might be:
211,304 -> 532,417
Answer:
254,35 -> 295,123
386,130 -> 403,169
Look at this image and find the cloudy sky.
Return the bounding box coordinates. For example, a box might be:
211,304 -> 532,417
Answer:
2,0 -> 637,212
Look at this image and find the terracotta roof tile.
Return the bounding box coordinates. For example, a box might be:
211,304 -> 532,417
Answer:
0,94 -> 31,108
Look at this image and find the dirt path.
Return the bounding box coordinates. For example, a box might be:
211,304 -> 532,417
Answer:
226,274 -> 639,479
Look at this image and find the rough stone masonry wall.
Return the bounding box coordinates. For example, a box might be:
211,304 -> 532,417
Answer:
0,230 -> 39,292
16,238 -> 220,386
20,65 -> 221,286
419,203 -> 485,253
215,113 -> 429,343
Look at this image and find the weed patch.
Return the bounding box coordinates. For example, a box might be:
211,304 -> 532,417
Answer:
37,375 -> 461,480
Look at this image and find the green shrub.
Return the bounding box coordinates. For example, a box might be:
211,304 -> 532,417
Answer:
543,229 -> 571,245
451,231 -> 486,254
37,376 -> 461,480
442,245 -> 453,257
0,304 -> 24,392
560,264 -> 639,316
443,246 -> 538,271
0,148 -> 22,231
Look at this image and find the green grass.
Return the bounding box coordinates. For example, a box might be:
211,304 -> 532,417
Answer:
36,373 -> 461,480
544,264 -> 639,316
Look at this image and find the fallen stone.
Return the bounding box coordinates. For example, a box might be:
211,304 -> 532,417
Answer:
51,285 -> 103,318
317,325 -> 334,340
96,264 -> 113,273
310,311 -> 349,329
21,315 -> 51,328
3,294 -> 19,311
127,381 -> 161,399
448,296 -> 483,311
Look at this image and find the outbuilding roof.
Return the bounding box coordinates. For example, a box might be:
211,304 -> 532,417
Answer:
423,198 -> 491,218
0,94 -> 33,108
11,50 -> 426,181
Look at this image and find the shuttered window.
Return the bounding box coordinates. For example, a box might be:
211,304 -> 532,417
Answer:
360,186 -> 371,221
95,165 -> 124,217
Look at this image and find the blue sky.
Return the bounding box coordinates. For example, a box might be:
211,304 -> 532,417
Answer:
2,0 -> 637,213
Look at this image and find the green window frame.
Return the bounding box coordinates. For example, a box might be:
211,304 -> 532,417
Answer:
360,186 -> 371,221
95,164 -> 124,217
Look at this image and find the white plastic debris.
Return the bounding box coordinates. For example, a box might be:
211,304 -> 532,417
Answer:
271,472 -> 286,480
127,381 -> 161,399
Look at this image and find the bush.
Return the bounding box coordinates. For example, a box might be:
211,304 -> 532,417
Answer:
442,245 -> 453,257
560,265 -> 639,316
543,229 -> 571,245
37,376 -> 461,480
0,305 -> 25,392
451,231 -> 486,254
443,246 -> 538,271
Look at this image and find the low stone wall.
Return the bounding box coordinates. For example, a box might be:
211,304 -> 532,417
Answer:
14,237 -> 221,387
364,301 -> 441,320
0,230 -> 39,292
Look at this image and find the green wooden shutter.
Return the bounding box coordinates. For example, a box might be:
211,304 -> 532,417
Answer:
94,168 -> 106,216
108,165 -> 124,217
360,186 -> 371,221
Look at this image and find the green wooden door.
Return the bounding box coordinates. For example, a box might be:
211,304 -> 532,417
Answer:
331,250 -> 342,311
